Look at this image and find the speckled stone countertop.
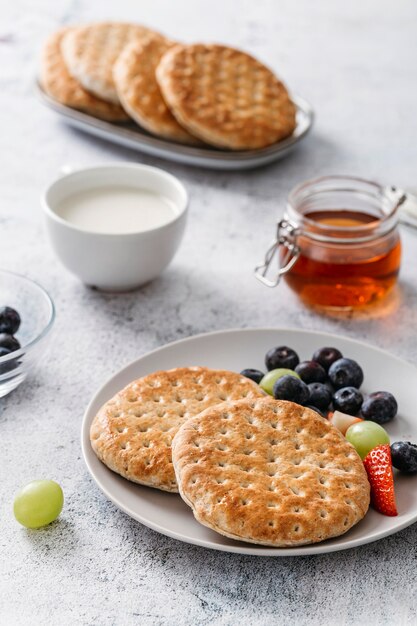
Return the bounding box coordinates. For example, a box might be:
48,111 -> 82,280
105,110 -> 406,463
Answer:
1,1 -> 417,624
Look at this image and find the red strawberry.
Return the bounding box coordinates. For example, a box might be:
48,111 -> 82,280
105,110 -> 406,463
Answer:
363,444 -> 398,516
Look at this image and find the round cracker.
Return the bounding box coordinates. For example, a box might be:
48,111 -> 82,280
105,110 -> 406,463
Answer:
114,37 -> 200,144
61,22 -> 161,104
40,28 -> 129,121
172,398 -> 370,546
90,367 -> 265,493
156,44 -> 297,150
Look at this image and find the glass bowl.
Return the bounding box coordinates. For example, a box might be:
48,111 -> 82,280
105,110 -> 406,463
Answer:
0,270 -> 55,397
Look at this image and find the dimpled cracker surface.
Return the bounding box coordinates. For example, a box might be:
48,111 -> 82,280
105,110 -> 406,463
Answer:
61,22 -> 160,104
172,398 -> 370,546
156,44 -> 297,150
40,29 -> 129,121
114,37 -> 199,144
90,367 -> 265,492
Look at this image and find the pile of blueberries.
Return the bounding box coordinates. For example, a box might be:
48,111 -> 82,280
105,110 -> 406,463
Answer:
241,345 -> 397,422
0,306 -> 22,357
241,345 -> 417,474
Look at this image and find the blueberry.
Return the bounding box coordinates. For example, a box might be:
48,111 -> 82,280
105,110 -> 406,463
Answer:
0,334 -> 20,353
295,360 -> 327,384
307,383 -> 332,411
328,358 -> 363,389
0,344 -> 19,375
361,391 -> 397,424
312,346 -> 343,372
391,442 -> 417,474
0,356 -> 19,376
0,306 -> 20,335
273,375 -> 309,405
306,405 -> 325,418
240,368 -> 264,385
332,386 -> 363,415
265,346 -> 299,371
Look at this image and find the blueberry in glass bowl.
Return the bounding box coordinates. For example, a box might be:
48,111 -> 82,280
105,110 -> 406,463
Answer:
0,270 -> 55,397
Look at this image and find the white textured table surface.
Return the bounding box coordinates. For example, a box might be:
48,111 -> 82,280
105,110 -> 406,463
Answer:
2,1 -> 417,624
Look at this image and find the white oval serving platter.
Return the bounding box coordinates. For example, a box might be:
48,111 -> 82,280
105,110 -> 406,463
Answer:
36,83 -> 313,171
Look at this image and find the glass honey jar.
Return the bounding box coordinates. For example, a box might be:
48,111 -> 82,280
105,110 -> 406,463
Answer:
255,176 -> 405,310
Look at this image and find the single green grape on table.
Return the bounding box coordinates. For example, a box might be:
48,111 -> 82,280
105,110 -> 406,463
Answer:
260,368 -> 300,395
345,421 -> 390,460
13,480 -> 64,528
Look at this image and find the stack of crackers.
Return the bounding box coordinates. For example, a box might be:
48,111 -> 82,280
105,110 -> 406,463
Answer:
40,22 -> 297,150
90,366 -> 370,547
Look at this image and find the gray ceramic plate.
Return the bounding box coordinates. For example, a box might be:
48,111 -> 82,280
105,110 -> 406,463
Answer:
36,83 -> 313,170
81,328 -> 417,556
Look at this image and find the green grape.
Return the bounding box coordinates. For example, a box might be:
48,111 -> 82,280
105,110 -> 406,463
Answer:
345,421 -> 390,460
260,368 -> 300,396
13,480 -> 64,528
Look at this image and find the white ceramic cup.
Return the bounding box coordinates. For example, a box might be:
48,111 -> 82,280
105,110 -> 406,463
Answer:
42,163 -> 188,291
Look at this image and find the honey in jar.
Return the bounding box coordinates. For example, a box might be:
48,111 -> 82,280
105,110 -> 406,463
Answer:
256,176 -> 404,310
